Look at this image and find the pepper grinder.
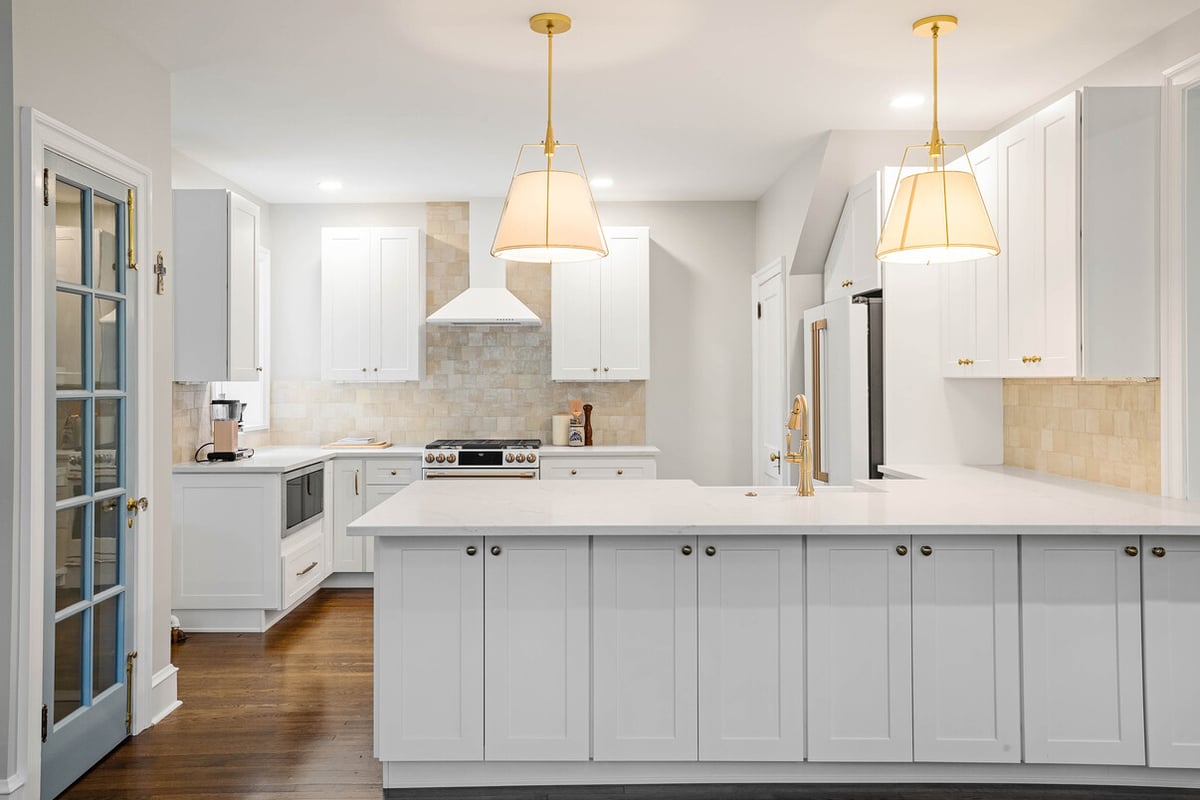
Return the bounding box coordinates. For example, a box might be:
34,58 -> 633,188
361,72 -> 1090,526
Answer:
583,404 -> 593,446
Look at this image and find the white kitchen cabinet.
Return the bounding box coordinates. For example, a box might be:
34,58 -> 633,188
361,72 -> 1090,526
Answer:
174,189 -> 263,381
697,536 -> 804,761
331,459 -> 365,573
1020,536 -> 1145,765
806,535 -> 912,762
552,227 -> 650,381
911,535 -> 1021,763
540,455 -> 657,480
824,170 -> 894,301
484,537 -> 589,761
376,536 -> 483,761
321,227 -> 424,382
940,139 -> 1000,378
593,536 -> 697,761
1143,536 -> 1200,768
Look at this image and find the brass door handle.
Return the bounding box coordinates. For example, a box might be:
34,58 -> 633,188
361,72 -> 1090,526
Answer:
705,545 -> 717,557
841,279 -> 853,288
354,469 -> 360,495
296,561 -> 318,577
1125,545 -> 1139,557
769,452 -> 779,462
1152,546 -> 1166,558
466,545 -> 477,556
126,496 -> 149,512
920,545 -> 933,556
896,544 -> 908,556
681,544 -> 693,556
491,545 -> 502,556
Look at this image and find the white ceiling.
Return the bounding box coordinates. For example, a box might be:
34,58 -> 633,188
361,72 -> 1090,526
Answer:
87,0 -> 1200,203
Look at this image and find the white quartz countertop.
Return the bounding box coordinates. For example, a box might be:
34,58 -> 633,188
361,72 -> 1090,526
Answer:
349,464 -> 1200,537
172,444 -> 659,474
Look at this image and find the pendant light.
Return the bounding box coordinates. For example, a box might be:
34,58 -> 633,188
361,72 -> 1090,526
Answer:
875,15 -> 999,265
492,12 -> 607,264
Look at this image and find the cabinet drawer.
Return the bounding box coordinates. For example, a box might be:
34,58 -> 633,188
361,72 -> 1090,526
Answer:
281,524 -> 326,609
542,458 -> 656,480
365,460 -> 420,485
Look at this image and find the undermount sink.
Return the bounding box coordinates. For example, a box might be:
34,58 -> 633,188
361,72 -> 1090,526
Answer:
723,483 -> 881,497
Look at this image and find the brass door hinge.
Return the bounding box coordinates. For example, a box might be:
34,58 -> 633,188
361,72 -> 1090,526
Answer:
41,703 -> 48,742
42,169 -> 49,207
125,651 -> 138,734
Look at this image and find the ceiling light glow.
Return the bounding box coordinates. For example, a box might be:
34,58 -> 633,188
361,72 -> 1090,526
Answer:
890,94 -> 924,110
317,179 -> 343,191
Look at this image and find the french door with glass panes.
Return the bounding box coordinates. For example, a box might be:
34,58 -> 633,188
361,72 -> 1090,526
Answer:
42,152 -> 141,799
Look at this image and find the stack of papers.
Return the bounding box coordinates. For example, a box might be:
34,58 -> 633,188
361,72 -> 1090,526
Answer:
335,436 -> 376,445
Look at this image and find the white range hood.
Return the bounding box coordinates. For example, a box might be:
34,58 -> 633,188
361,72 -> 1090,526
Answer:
426,198 -> 541,327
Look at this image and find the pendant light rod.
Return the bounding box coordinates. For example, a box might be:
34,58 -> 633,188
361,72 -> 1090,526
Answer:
531,12 -> 571,159
913,14 -> 957,159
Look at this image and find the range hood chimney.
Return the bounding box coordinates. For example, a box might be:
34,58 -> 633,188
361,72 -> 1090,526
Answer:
426,198 -> 541,327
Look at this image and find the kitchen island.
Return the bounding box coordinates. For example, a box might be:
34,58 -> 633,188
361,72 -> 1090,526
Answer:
350,467 -> 1200,790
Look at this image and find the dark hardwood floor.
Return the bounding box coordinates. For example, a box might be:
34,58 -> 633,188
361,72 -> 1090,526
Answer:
58,588 -> 1200,800
59,588 -> 380,800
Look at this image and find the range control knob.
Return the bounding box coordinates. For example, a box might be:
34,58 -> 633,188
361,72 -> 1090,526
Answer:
446,453 -> 456,464
527,453 -> 537,463
506,453 -> 515,463
436,453 -> 446,463
516,453 -> 526,463
424,453 -> 435,463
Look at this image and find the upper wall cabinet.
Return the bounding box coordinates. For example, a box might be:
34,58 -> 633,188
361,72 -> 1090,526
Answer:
824,170 -> 897,302
552,227 -> 650,381
321,227 -> 425,382
174,190 -> 263,382
940,87 -> 1160,379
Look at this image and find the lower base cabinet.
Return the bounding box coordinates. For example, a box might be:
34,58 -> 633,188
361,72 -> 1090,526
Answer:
1142,536 -> 1200,768
332,457 -> 418,573
1020,536 -> 1145,765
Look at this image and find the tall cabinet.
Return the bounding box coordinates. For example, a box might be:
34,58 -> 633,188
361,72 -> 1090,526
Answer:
321,227 -> 424,382
552,227 -> 650,381
174,190 -> 263,381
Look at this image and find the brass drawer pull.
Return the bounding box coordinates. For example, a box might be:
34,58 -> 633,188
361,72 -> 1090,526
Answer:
841,279 -> 853,288
466,545 -> 477,556
1125,545 -> 1139,557
705,545 -> 717,557
491,545 -> 502,556
570,469 -> 577,475
896,544 -> 908,556
681,544 -> 693,556
920,545 -> 933,556
296,561 -> 318,577
1152,546 -> 1166,558
616,469 -> 624,476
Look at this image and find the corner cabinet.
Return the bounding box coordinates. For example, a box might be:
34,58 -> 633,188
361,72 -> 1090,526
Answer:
174,190 -> 263,382
332,456 -> 420,573
551,227 -> 650,381
321,227 -> 425,382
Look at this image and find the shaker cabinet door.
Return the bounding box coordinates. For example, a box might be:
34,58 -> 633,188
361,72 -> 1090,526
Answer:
697,535 -> 804,761
321,228 -> 372,381
593,536 -> 698,761
484,537 -> 590,761
599,228 -> 651,380
806,535 -> 912,762
331,459 -> 366,572
1020,536 -> 1145,765
375,537 -> 483,761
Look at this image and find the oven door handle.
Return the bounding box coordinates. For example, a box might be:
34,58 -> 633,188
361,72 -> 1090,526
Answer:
424,471 -> 538,479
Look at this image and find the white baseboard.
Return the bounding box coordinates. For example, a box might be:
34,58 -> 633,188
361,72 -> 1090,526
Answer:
149,663 -> 181,726
383,761 -> 1200,790
0,773 -> 25,796
321,572 -> 374,589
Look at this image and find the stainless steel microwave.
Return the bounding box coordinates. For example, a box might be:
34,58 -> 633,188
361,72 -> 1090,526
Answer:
282,462 -> 324,537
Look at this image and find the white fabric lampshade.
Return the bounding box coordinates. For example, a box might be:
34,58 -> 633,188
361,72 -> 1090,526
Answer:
492,168 -> 607,263
875,168 -> 1000,264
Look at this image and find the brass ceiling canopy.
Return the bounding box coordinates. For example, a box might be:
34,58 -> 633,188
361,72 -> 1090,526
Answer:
912,14 -> 957,37
530,12 -> 571,36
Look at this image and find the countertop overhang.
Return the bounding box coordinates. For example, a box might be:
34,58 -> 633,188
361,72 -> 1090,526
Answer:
349,465 -> 1200,537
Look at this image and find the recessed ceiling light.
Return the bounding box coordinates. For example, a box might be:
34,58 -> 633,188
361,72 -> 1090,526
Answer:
317,179 -> 343,191
890,94 -> 924,110
590,177 -> 614,189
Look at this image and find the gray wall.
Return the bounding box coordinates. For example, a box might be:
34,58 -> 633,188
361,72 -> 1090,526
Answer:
0,0 -> 15,784
600,201 -> 757,486
8,0 -> 173,792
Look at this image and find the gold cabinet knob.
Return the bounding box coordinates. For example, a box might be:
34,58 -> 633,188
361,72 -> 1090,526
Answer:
616,469 -> 624,475
570,469 -> 577,475
491,545 -> 502,556
1021,355 -> 1030,364
896,544 -> 908,556
705,545 -> 717,557
1124,545 -> 1139,557
1152,546 -> 1166,558
681,544 -> 693,556
465,545 -> 477,556
920,545 -> 933,556
390,469 -> 397,475
362,367 -> 367,372
1032,355 -> 1042,363
841,279 -> 853,287
604,366 -> 610,372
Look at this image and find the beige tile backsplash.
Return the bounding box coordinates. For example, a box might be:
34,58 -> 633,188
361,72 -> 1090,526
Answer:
173,201 -> 646,462
1003,378 -> 1160,494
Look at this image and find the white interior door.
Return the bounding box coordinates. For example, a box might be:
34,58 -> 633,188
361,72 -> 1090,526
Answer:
752,259 -> 786,485
41,152 -> 139,799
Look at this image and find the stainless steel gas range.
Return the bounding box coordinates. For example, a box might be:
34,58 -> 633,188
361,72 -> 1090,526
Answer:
421,438 -> 541,480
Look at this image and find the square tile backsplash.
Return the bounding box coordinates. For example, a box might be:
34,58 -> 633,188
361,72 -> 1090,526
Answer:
173,201 -> 646,461
1003,378 -> 1160,494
